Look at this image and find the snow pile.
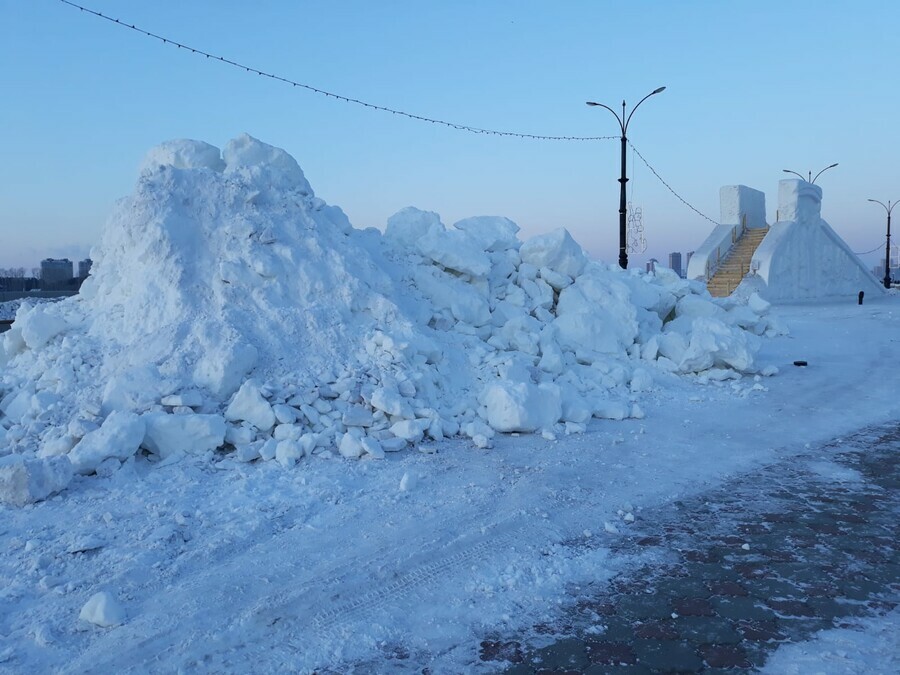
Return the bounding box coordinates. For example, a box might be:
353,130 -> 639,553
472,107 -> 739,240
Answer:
0,134 -> 780,503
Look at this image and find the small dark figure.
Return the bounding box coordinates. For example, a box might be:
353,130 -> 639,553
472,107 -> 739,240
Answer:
858,291 -> 864,305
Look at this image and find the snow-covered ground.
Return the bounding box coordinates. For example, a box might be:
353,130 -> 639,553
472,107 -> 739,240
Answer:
1,136 -> 898,673
1,298 -> 897,673
760,609 -> 900,675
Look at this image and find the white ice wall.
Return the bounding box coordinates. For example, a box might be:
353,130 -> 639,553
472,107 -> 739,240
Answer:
720,185 -> 766,229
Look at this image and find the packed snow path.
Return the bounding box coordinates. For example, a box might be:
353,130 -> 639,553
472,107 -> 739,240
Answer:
486,423 -> 899,673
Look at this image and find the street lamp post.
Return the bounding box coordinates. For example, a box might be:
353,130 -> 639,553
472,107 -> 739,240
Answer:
586,86 -> 666,269
868,198 -> 898,289
782,163 -> 839,184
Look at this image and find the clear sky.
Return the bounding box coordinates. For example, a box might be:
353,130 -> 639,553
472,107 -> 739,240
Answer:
2,0 -> 899,272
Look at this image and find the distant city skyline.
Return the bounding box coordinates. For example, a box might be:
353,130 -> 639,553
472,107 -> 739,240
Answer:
0,256 -> 91,277
2,1 -> 898,273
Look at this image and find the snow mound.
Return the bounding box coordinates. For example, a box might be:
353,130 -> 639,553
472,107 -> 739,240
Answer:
79,591 -> 126,628
0,134 -> 779,501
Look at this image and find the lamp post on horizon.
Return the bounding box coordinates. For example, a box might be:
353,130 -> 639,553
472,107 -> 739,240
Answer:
868,198 -> 898,289
586,86 -> 666,270
782,163 -> 839,184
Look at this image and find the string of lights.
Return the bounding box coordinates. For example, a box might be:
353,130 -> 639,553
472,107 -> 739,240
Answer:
628,141 -> 720,225
57,0 -> 617,142
57,1 -> 728,231
853,244 -> 886,255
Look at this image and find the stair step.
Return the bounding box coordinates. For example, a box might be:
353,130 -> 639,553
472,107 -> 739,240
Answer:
706,227 -> 770,297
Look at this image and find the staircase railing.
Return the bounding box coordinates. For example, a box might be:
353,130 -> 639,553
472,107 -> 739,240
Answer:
703,215 -> 747,281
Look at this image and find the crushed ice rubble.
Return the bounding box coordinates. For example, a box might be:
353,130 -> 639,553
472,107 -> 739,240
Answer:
0,134 -> 783,506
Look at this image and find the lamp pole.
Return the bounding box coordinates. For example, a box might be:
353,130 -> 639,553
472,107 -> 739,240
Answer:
868,198 -> 898,289
782,163 -> 839,184
587,86 -> 666,269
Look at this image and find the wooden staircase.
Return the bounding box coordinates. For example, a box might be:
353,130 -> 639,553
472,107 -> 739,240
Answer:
707,227 -> 769,297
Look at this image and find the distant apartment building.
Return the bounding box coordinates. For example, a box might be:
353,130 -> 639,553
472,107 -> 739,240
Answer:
686,251 -> 694,277
668,252 -> 683,278
78,258 -> 93,278
40,258 -> 73,287
646,258 -> 659,274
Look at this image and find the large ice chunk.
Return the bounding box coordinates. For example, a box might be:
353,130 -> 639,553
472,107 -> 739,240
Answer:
417,227 -> 492,277
17,306 -> 68,350
141,412 -> 226,458
451,216 -> 520,252
553,310 -> 622,357
520,228 -> 587,278
68,411 -> 146,475
79,591 -> 126,628
0,455 -> 73,506
678,317 -> 758,373
385,207 -> 444,249
139,139 -> 225,175
0,388 -> 33,424
223,133 -> 313,196
481,381 -> 562,432
225,380 -> 276,432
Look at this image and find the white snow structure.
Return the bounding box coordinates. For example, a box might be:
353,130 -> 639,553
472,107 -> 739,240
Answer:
687,185 -> 767,283
750,179 -> 883,302
0,134 -> 779,503
688,181 -> 882,302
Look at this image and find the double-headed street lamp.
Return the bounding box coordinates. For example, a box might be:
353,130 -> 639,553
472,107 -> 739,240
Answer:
586,86 -> 666,270
868,198 -> 898,289
782,163 -> 839,184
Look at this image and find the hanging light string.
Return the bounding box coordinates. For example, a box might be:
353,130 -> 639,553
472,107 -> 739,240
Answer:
628,141 -> 720,225
57,1 -> 728,226
57,0 -> 617,142
854,243 -> 887,255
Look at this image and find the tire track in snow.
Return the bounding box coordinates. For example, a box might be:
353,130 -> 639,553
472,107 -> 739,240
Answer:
68,484 -> 564,674
210,489 -> 583,671
307,520 -> 545,637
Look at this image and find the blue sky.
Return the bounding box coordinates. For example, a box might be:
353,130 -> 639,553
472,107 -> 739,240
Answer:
2,0 -> 898,271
